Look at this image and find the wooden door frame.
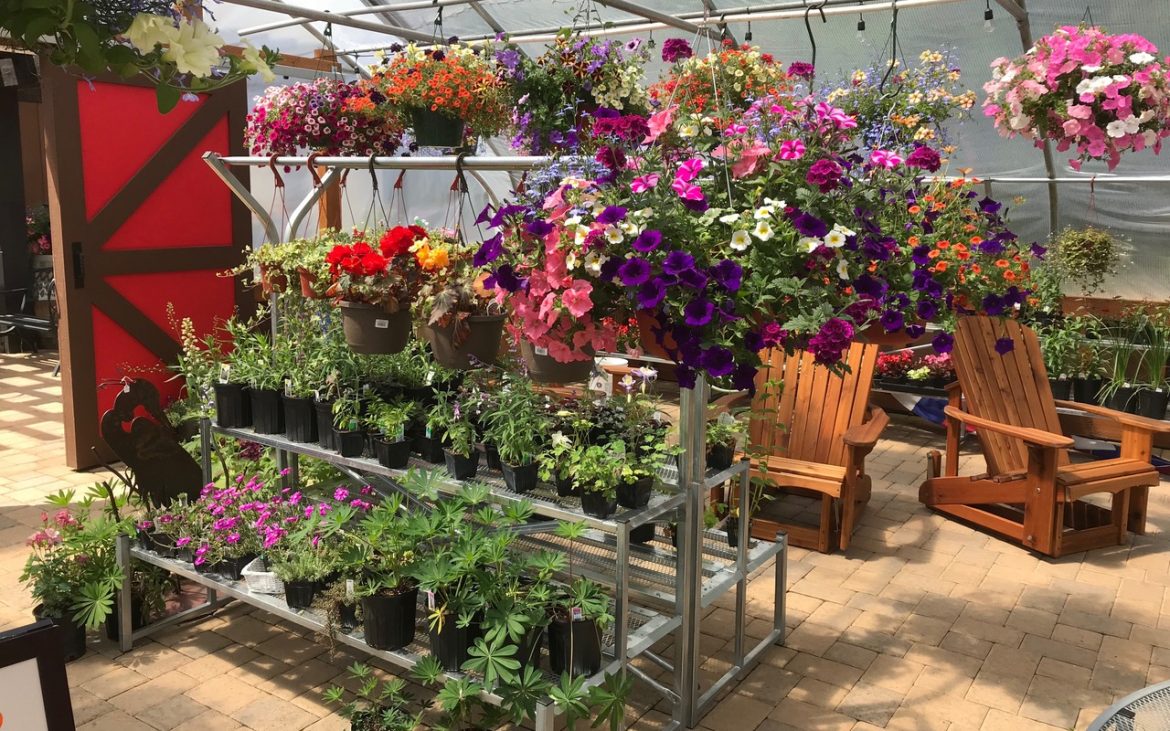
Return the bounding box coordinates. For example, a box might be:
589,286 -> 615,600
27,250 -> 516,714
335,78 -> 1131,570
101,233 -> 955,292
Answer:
40,62 -> 252,469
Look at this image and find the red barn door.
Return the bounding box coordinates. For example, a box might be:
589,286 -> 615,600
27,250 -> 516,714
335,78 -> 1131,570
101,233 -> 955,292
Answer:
40,66 -> 252,469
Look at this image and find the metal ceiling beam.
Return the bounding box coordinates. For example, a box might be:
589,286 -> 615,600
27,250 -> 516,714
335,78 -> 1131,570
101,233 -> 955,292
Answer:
593,0 -> 720,41
223,0 -> 436,43
238,0 -> 475,37
300,23 -> 370,78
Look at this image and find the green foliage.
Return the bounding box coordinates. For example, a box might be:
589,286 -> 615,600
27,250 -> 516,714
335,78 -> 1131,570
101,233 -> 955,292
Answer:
324,662 -> 422,731
332,391 -> 365,432
427,393 -> 477,458
1046,226 -> 1124,296
366,400 -> 415,442
481,376 -> 549,465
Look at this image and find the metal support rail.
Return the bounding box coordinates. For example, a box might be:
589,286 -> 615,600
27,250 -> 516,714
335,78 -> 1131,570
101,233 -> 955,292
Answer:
115,535 -> 680,731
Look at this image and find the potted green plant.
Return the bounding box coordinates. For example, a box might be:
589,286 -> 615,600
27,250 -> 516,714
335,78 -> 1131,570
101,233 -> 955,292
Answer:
1037,320 -> 1079,399
1099,315 -> 1143,413
481,548 -> 564,674
414,235 -> 507,370
225,318 -> 286,434
1067,316 -> 1107,404
706,417 -> 745,471
332,392 -> 367,458
483,380 -> 548,493
230,241 -> 300,296
429,395 -> 480,481
366,400 -> 415,469
1046,226 -> 1124,297
345,492 -> 424,651
546,521 -> 612,678
323,662 -> 423,731
568,444 -> 622,519
538,430 -> 579,498
21,503 -> 125,661
105,561 -> 173,643
1134,307 -> 1170,419
270,547 -> 331,611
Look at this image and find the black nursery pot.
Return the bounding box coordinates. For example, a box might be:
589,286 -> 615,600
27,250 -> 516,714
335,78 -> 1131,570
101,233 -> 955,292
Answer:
484,442 -> 503,471
215,554 -> 255,581
707,443 -> 735,471
1107,386 -> 1139,414
1047,378 -> 1072,401
315,399 -> 336,451
629,523 -> 655,545
444,449 -> 481,481
339,602 -> 359,633
1072,377 -> 1103,405
1137,389 -> 1170,420
502,462 -> 539,494
213,382 -> 252,428
250,388 -> 285,434
516,625 -> 545,671
413,434 -> 445,464
361,587 -> 419,651
284,580 -> 317,611
283,396 -> 318,443
375,437 -> 412,469
34,605 -> 86,662
428,615 -> 483,672
616,477 -> 653,509
555,474 -> 579,498
335,428 -> 366,458
726,517 -> 749,548
581,490 -> 617,519
104,594 -> 146,642
548,615 -> 602,677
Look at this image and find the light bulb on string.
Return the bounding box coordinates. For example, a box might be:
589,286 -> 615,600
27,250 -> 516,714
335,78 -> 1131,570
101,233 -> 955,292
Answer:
983,1 -> 995,33
856,14 -> 866,44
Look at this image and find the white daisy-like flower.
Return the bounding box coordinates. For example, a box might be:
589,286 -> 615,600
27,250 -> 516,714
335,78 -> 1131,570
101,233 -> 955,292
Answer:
679,123 -> 699,138
825,230 -> 847,248
719,212 -> 742,225
836,259 -> 850,280
754,206 -> 775,220
764,197 -> 786,208
584,251 -> 607,275
1130,52 -> 1156,65
730,230 -> 752,251
799,237 -> 822,252
621,221 -> 643,236
604,225 -> 624,244
753,220 -> 774,241
573,225 -> 590,247
832,223 -> 856,238
564,215 -> 582,226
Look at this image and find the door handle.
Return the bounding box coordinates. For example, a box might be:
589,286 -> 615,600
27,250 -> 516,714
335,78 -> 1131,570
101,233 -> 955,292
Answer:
71,242 -> 84,289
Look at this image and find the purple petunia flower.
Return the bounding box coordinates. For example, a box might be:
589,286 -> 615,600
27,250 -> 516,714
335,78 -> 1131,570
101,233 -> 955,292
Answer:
981,293 -> 1005,316
684,298 -> 715,326
633,229 -> 663,252
699,346 -> 735,377
637,278 -> 667,309
978,196 -> 1002,215
473,233 -> 503,267
526,218 -> 555,237
911,245 -> 932,266
932,332 -> 955,354
618,257 -> 651,287
662,250 -> 695,276
596,205 -> 628,225
1030,243 -> 1047,259
791,211 -> 829,238
880,310 -> 905,332
662,38 -> 693,63
678,268 -> 709,290
710,259 -> 743,292
806,159 -> 844,192
916,299 -> 939,320
905,323 -> 927,338
492,264 -> 524,292
906,146 -> 942,172
995,337 -> 1014,355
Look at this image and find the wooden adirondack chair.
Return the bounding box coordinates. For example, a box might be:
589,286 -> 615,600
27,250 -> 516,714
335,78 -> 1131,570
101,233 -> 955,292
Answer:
722,341 -> 888,553
919,317 -> 1169,557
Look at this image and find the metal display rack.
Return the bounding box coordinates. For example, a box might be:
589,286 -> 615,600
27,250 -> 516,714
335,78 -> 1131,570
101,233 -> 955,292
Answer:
111,152 -> 787,730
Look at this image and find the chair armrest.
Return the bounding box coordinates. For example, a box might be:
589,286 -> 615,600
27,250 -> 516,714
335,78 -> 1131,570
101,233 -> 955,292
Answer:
943,405 -> 1074,449
1054,399 -> 1170,434
843,406 -> 890,448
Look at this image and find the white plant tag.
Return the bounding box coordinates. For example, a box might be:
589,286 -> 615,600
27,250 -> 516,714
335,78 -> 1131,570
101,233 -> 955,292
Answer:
427,591 -> 436,610
425,370 -> 435,386
374,318 -> 389,329
571,607 -> 584,622
345,579 -> 355,601
219,364 -> 231,384
425,425 -> 433,439
284,379 -> 293,397
534,346 -> 549,356
396,425 -> 406,441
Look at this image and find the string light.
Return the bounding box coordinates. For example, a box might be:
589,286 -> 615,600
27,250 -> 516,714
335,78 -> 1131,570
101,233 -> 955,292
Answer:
744,8 -> 752,42
984,0 -> 995,33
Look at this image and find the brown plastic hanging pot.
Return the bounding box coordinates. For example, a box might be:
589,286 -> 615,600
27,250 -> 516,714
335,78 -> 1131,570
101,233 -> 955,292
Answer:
422,314 -> 505,369
339,302 -> 412,355
521,340 -> 594,384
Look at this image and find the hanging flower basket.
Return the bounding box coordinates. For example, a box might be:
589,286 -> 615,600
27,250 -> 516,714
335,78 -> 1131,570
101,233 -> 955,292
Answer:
339,302 -> 412,355
298,268 -> 321,299
422,314 -> 505,369
411,108 -> 466,148
258,263 -> 286,297
521,341 -> 595,384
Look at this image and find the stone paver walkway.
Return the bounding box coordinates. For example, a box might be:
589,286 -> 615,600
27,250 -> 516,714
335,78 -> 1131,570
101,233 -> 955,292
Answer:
3,352 -> 1169,731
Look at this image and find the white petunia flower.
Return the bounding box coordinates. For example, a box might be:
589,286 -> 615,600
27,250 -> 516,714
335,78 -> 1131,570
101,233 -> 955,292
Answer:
836,259 -> 850,280
832,223 -> 856,238
753,220 -> 775,241
799,237 -> 822,252
604,225 -> 624,244
565,251 -> 579,270
1130,52 -> 1156,65
584,251 -> 607,275
163,17 -> 224,78
730,230 -> 752,251
241,42 -> 275,82
127,14 -> 177,53
679,123 -> 699,138
754,206 -> 775,220
825,230 -> 847,248
719,212 -> 742,225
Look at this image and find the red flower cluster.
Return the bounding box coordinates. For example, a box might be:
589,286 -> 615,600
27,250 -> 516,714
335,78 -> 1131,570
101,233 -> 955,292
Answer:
379,225 -> 427,258
326,238 -> 387,277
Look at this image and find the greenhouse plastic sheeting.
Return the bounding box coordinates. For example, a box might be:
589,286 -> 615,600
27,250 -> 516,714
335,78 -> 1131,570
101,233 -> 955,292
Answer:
220,0 -> 1170,300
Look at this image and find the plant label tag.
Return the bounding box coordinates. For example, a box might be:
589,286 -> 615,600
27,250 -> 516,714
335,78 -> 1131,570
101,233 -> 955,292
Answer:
571,606 -> 584,622
534,346 -> 549,356
588,373 -> 610,396
345,579 -> 355,601
219,364 -> 231,384
427,591 -> 436,610
425,425 -> 433,439
375,318 -> 390,329
425,370 -> 435,386
313,388 -> 320,401
284,379 -> 293,397
396,425 -> 406,441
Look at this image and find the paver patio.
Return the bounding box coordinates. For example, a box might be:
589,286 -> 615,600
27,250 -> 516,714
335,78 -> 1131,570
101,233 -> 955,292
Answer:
3,351 -> 1169,731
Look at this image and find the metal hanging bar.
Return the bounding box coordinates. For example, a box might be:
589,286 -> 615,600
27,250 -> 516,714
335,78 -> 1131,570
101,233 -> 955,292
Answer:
221,0 -> 439,43
237,0 -> 478,36
594,0 -> 721,40
285,167 -> 342,241
209,153 -> 551,172
203,152 -> 280,244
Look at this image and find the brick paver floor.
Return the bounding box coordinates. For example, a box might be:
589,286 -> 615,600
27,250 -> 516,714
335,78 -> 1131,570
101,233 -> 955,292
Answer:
4,352 -> 1170,730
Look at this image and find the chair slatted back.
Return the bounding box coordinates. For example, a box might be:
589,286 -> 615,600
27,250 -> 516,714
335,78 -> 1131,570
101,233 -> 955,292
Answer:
749,341 -> 880,467
952,317 -> 1066,475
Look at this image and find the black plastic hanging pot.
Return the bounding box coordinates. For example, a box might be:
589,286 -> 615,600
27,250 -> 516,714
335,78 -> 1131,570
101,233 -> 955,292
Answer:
361,586 -> 419,651
335,428 -> 366,458
315,399 -> 336,450
520,340 -> 594,384
548,615 -> 602,677
1136,388 -> 1169,420
581,490 -> 617,519
375,437 -> 412,469
428,614 -> 483,672
411,108 -> 467,148
339,302 -> 412,355
502,462 -> 539,494
250,388 -> 285,434
283,396 -> 318,443
34,605 -> 86,662
444,449 -> 481,481
284,580 -> 317,611
213,382 -> 252,428
421,315 -> 506,370
1047,378 -> 1072,401
707,443 -> 735,471
1072,377 -> 1103,405
616,477 -> 653,509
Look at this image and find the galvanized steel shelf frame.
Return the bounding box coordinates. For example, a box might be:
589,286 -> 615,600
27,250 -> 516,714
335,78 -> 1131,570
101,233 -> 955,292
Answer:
197,152 -> 788,728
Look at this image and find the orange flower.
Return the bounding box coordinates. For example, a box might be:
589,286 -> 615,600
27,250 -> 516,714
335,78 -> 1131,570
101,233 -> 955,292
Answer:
936,240 -> 950,250
934,261 -> 949,272
908,235 -> 920,246
928,249 -> 941,259
995,259 -> 1009,268
969,236 -> 983,245
1003,270 -> 1017,281
908,205 -> 922,214
971,264 -> 982,274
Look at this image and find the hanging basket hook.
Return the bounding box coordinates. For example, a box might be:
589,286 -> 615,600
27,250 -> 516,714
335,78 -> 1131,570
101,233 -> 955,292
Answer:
267,154 -> 285,188
306,152 -> 324,188
368,153 -> 380,192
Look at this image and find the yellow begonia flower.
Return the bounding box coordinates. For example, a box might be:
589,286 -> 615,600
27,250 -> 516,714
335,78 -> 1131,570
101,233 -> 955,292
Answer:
163,17 -> 224,79
126,14 -> 177,53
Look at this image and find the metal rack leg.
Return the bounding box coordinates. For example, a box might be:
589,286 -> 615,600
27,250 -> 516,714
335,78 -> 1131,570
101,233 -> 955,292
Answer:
199,417 -> 213,487
615,522 -> 630,671
678,377 -> 708,728
734,465 -> 749,667
774,532 -> 788,643
116,535 -> 134,653
533,701 -> 555,731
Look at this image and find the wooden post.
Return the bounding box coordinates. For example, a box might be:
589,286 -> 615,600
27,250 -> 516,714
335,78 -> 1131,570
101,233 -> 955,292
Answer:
313,50 -> 342,232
